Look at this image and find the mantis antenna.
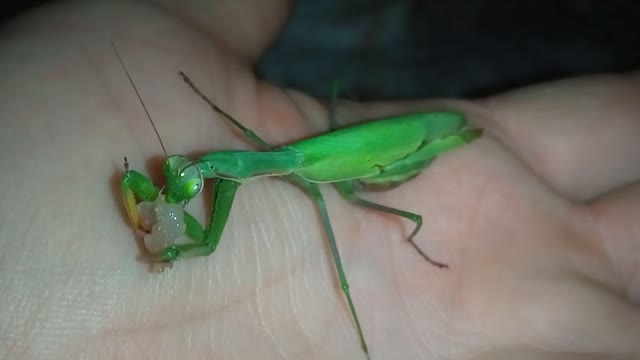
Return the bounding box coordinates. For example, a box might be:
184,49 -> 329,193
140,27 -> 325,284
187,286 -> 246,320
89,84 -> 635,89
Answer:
111,40 -> 168,157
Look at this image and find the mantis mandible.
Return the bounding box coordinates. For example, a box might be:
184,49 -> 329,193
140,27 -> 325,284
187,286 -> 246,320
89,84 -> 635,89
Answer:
117,50 -> 482,359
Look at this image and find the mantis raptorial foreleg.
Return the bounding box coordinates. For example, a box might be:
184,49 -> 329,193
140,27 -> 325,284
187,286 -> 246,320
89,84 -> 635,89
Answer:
149,178 -> 241,262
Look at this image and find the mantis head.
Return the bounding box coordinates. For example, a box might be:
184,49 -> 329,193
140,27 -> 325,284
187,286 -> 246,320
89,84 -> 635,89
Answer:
163,155 -> 204,204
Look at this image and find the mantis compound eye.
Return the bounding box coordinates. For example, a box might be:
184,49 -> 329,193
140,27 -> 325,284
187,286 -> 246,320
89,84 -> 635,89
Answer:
163,155 -> 204,203
181,177 -> 202,199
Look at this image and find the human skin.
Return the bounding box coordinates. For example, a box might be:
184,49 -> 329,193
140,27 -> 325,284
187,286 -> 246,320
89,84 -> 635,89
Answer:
0,1 -> 639,359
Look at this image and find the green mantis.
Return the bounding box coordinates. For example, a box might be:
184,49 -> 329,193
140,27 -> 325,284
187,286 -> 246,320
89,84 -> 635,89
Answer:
119,56 -> 482,357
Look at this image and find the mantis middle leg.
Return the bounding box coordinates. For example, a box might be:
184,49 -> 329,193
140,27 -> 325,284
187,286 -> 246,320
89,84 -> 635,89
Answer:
290,177 -> 369,357
179,72 -> 273,151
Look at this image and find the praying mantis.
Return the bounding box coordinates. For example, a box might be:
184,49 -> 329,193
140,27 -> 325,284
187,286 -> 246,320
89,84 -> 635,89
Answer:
117,49 -> 482,359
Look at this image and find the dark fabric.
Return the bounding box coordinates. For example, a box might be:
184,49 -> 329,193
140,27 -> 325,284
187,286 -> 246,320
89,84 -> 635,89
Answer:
257,0 -> 640,100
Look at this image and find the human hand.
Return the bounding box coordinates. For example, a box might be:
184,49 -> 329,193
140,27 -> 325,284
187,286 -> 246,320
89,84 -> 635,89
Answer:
1,2 -> 638,359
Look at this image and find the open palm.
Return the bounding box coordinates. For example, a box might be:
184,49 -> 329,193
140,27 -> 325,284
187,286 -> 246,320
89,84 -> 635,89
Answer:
1,2 -> 639,359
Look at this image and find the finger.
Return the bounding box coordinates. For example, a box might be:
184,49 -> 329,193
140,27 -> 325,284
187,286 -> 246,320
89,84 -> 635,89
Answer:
149,0 -> 294,62
479,71 -> 640,201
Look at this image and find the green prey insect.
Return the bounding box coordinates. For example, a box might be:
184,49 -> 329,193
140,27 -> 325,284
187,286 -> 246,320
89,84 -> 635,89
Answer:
118,59 -> 481,359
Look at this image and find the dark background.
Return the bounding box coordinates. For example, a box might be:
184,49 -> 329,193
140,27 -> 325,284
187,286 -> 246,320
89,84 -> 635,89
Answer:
5,0 -> 640,100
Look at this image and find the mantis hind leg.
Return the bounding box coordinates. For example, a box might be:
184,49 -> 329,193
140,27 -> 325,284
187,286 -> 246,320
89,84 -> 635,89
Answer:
329,80 -> 341,131
333,181 -> 448,269
329,80 -> 361,131
291,177 -> 370,358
